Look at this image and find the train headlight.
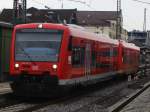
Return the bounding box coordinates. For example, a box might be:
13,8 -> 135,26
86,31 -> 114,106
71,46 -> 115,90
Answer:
52,64 -> 57,69
15,63 -> 19,68
38,24 -> 43,28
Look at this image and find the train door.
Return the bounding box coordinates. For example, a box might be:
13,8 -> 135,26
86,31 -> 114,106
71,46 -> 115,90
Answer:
85,43 -> 91,79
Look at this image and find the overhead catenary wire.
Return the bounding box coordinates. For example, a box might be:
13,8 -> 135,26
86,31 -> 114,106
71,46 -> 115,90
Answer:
31,0 -> 46,6
68,0 -> 95,9
57,0 -> 95,10
132,0 -> 150,5
67,0 -> 86,4
29,0 -> 51,9
29,0 -> 94,10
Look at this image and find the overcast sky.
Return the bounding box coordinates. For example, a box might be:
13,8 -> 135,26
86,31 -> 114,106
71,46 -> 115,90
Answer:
0,0 -> 150,31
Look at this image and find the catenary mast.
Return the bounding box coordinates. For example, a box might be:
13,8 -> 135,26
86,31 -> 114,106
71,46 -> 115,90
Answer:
116,0 -> 121,39
13,0 -> 27,25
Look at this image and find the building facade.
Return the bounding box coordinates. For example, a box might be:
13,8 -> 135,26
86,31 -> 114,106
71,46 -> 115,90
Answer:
76,11 -> 128,40
128,31 -> 147,47
0,7 -> 128,40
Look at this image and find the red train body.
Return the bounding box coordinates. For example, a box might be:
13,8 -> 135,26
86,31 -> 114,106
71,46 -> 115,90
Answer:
9,23 -> 140,96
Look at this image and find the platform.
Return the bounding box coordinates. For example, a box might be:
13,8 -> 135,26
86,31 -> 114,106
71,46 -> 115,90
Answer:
120,85 -> 150,112
0,82 -> 11,94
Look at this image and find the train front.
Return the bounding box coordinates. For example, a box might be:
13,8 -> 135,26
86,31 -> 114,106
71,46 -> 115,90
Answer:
9,23 -> 69,97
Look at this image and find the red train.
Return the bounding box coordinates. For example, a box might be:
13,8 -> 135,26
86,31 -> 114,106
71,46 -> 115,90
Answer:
9,23 -> 140,96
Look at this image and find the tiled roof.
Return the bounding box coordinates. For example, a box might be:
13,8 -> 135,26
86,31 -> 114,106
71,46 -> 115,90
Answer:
0,9 -> 13,23
26,8 -> 77,23
77,11 -> 117,26
129,39 -> 145,47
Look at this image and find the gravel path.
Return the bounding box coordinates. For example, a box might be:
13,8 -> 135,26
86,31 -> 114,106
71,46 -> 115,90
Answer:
31,76 -> 150,112
32,79 -> 131,112
0,76 -> 149,112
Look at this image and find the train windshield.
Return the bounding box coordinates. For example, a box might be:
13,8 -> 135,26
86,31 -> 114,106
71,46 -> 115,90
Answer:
15,29 -> 63,62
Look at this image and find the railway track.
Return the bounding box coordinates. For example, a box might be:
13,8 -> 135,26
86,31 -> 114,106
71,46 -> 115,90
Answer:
0,85 -> 33,111
14,77 -> 128,112
0,75 -> 149,112
0,83 -> 25,110
0,88 -> 91,112
0,93 -> 30,111
0,76 -> 126,112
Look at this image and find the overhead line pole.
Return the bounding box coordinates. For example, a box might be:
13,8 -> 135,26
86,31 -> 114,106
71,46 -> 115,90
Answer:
13,0 -> 19,25
143,8 -> 147,32
116,0 -> 122,39
133,0 -> 150,5
13,0 -> 27,24
22,0 -> 27,23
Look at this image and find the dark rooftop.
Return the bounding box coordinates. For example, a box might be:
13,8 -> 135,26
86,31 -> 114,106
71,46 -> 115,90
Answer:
0,7 -> 119,27
77,11 -> 117,26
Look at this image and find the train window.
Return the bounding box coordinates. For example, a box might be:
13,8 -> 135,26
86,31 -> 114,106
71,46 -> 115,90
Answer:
91,51 -> 96,67
98,48 -> 118,57
80,48 -> 85,65
15,29 -> 63,62
96,62 -> 113,68
113,48 -> 118,56
103,51 -> 110,57
98,51 -> 109,57
123,49 -> 127,64
68,36 -> 72,51
123,49 -> 132,64
72,47 -> 85,67
99,50 -> 118,57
